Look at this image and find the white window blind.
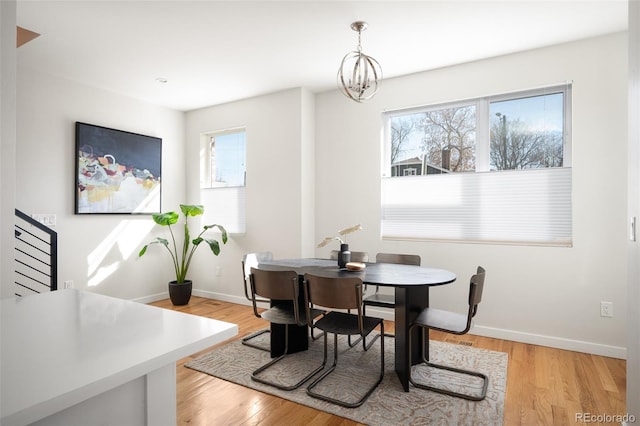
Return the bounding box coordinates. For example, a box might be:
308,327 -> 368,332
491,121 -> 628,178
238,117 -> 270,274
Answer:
381,167 -> 572,246
200,187 -> 246,234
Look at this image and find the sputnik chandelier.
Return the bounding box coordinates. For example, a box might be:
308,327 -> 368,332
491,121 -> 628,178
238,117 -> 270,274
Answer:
337,21 -> 383,103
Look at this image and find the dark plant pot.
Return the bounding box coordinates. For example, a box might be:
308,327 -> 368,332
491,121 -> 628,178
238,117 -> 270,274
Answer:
169,280 -> 192,306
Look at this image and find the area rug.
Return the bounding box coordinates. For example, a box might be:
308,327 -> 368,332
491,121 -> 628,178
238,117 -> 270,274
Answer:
186,332 -> 507,425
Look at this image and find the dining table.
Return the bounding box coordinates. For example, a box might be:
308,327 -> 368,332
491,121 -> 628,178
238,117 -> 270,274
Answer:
257,258 -> 456,392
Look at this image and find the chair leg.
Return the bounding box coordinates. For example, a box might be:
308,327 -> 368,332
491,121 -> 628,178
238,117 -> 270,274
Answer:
350,304 -> 392,350
408,324 -> 488,401
251,324 -> 324,391
307,323 -> 385,408
241,328 -> 270,352
346,308 -> 361,348
310,325 -> 325,341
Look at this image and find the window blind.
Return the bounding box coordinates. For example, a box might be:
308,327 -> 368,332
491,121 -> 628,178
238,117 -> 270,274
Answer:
200,186 -> 246,234
381,167 -> 572,246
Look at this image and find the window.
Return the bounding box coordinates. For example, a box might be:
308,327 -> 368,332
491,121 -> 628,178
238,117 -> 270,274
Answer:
200,128 -> 246,234
201,130 -> 246,188
382,85 -> 572,246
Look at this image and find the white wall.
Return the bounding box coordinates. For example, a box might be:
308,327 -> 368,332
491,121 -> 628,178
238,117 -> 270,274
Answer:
315,33 -> 629,357
15,67 -> 185,301
184,88 -> 315,303
627,0 -> 640,415
1,0 -> 17,299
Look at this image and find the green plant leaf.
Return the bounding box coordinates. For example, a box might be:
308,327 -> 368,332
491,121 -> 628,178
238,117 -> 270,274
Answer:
180,204 -> 204,217
152,212 -> 179,226
138,238 -> 170,257
204,239 -> 221,255
204,224 -> 228,243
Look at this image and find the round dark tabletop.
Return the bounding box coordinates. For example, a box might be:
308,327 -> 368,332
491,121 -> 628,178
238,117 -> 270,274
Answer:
258,258 -> 456,287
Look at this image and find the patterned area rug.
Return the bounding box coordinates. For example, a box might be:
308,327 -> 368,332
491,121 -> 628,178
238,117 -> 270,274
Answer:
186,333 -> 507,425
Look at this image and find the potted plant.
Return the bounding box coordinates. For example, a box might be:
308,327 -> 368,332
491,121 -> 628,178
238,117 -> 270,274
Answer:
317,224 -> 362,268
138,204 -> 228,305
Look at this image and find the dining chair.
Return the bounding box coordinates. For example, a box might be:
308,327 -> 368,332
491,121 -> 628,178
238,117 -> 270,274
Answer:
303,273 -> 384,408
249,267 -> 325,390
240,252 -> 274,351
408,266 -> 488,401
350,252 -> 421,350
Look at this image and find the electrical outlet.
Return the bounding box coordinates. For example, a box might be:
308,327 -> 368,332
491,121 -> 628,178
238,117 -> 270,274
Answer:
600,301 -> 613,317
63,280 -> 74,289
32,214 -> 56,227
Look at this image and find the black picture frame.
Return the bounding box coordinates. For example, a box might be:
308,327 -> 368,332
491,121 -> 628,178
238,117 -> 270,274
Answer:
75,122 -> 162,214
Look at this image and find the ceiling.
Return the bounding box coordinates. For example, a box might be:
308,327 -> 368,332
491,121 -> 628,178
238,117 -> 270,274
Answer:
16,1 -> 628,112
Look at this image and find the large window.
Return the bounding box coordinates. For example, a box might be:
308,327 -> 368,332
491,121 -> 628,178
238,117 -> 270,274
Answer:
200,128 -> 246,234
382,85 -> 572,246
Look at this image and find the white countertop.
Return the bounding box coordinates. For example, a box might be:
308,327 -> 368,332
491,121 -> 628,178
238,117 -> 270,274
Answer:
0,289 -> 238,426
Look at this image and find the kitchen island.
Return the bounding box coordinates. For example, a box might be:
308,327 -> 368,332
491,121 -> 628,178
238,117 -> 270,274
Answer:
1,289 -> 237,426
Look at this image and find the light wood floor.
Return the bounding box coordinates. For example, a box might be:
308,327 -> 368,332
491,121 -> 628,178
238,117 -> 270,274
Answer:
151,297 -> 627,425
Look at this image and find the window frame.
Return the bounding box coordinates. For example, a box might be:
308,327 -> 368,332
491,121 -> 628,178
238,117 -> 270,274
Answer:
200,127 -> 247,189
381,84 -> 573,246
199,127 -> 247,235
382,84 -> 572,177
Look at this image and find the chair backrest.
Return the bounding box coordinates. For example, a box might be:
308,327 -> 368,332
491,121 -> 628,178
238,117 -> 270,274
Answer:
303,274 -> 363,311
468,266 -> 486,319
303,273 -> 365,334
241,252 -> 273,300
375,252 -> 421,266
249,267 -> 302,324
329,250 -> 369,262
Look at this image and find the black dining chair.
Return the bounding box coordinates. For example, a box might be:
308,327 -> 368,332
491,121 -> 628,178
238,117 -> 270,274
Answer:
249,268 -> 325,390
240,252 -> 274,351
408,266 -> 488,401
303,273 -> 384,408
349,253 -> 421,350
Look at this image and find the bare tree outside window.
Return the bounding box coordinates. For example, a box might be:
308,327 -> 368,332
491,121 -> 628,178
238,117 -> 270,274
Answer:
386,87 -> 566,177
490,94 -> 564,170
390,116 -> 416,164
418,106 -> 476,172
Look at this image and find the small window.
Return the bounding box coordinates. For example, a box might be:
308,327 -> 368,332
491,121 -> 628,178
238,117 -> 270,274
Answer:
403,168 -> 417,176
201,129 -> 246,188
200,128 -> 246,234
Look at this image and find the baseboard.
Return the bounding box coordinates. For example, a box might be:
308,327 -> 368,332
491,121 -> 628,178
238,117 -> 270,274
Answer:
131,292 -> 169,304
358,305 -> 627,359
179,291 -> 628,359
471,325 -> 626,359
192,289 -> 269,309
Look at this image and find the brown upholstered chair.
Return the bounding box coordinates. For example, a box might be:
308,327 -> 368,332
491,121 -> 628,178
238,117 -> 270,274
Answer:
303,273 -> 384,408
408,266 -> 488,401
249,268 -> 325,390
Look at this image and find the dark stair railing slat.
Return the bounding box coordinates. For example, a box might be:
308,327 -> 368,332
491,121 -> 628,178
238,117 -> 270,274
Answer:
14,209 -> 58,297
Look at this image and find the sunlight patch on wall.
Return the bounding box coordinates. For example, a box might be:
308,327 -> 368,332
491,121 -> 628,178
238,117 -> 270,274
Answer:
87,219 -> 156,287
